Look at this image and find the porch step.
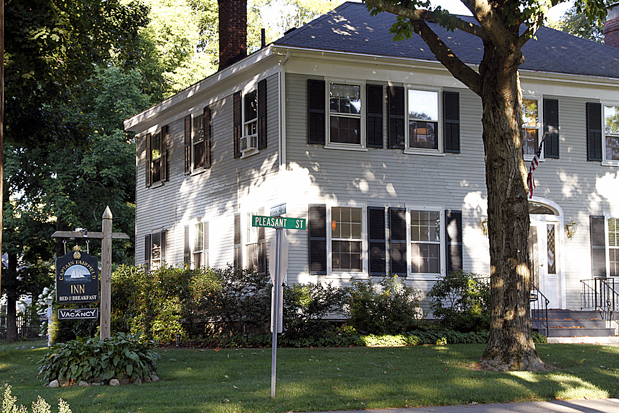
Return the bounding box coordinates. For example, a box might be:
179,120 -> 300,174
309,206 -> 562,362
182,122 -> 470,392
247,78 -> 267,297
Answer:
532,309 -> 616,338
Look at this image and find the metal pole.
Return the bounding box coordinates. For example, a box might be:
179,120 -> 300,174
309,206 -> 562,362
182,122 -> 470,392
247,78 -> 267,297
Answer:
100,206 -> 113,340
271,227 -> 281,398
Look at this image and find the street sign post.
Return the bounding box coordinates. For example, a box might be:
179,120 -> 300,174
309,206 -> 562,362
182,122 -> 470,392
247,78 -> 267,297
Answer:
253,212 -> 306,398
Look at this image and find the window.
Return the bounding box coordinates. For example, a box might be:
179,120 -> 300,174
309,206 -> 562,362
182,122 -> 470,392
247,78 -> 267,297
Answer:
604,105 -> 619,162
410,210 -> 441,274
193,115 -> 206,170
145,230 -> 166,270
522,99 -> 541,157
234,79 -> 267,158
610,218 -> 619,277
146,126 -> 168,187
194,222 -> 204,268
246,211 -> 266,273
151,132 -> 162,183
331,207 -> 363,271
329,83 -> 362,145
408,90 -> 439,150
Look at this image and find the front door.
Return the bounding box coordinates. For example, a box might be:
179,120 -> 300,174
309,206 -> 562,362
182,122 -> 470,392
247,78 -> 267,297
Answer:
529,217 -> 561,308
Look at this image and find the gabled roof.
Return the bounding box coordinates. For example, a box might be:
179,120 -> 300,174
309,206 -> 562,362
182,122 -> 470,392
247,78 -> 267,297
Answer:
274,2 -> 619,80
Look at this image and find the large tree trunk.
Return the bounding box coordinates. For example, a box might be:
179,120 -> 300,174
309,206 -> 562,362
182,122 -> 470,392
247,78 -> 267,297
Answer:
478,45 -> 546,371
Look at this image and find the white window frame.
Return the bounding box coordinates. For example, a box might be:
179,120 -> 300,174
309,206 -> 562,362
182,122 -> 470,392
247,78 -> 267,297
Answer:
193,221 -> 205,269
607,216 -> 619,277
602,102 -> 619,166
522,96 -> 543,161
406,206 -> 445,279
325,80 -> 367,151
192,113 -> 206,172
241,88 -> 259,158
150,230 -> 164,270
404,87 -> 442,155
326,203 -> 368,278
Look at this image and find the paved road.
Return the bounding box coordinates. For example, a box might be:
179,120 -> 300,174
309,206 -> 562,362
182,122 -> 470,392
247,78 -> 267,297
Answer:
304,398 -> 619,413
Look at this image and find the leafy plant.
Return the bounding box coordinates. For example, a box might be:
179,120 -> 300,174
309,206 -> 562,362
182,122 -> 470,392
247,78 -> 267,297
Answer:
346,276 -> 423,335
38,333 -> 160,385
428,271 -> 490,332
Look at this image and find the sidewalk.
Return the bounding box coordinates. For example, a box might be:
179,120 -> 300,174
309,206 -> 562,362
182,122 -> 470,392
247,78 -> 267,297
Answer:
304,398 -> 619,413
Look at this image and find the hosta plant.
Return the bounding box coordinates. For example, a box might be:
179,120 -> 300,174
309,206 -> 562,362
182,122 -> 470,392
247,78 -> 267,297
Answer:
38,333 -> 160,385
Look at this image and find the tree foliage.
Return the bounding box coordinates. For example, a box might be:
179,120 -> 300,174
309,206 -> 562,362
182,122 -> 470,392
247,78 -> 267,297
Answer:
548,5 -> 604,42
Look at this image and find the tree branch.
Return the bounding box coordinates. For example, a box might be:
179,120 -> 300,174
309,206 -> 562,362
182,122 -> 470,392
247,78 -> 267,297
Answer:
410,19 -> 483,96
364,0 -> 487,39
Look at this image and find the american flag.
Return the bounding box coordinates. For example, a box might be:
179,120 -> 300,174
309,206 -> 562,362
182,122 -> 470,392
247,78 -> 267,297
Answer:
526,138 -> 545,198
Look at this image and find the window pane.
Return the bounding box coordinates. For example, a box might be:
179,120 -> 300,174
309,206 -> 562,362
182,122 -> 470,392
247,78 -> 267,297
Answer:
523,128 -> 539,156
151,132 -> 162,159
330,116 -> 360,144
408,90 -> 438,121
610,219 -> 618,248
606,135 -> 619,161
330,83 -> 361,114
522,100 -> 539,127
605,105 -> 619,135
409,121 -> 437,149
152,232 -> 161,260
410,210 -> 440,274
244,90 -> 257,121
195,223 -> 204,251
193,116 -> 204,143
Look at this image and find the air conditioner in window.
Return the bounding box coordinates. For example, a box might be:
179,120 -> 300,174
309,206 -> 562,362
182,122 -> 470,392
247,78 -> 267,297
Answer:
240,134 -> 259,157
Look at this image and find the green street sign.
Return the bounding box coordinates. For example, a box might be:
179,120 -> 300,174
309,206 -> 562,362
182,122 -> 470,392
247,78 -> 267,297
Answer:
252,215 -> 306,230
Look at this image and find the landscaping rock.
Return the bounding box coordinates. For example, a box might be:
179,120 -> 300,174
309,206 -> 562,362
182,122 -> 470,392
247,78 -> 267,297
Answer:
120,377 -> 130,385
134,378 -> 142,385
48,380 -> 60,388
150,375 -> 160,382
78,381 -> 89,387
109,379 -> 120,386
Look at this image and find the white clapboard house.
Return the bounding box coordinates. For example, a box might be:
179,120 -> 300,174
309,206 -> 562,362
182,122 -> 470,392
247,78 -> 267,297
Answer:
125,1 -> 619,336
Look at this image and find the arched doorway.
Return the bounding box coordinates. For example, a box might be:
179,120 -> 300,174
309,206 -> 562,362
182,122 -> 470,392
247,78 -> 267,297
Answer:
528,198 -> 565,309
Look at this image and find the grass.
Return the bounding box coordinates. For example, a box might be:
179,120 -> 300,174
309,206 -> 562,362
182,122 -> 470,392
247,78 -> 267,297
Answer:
2,339 -> 619,412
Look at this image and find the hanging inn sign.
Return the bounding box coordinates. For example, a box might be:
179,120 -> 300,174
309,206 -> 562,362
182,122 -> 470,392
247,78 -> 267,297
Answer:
56,248 -> 99,304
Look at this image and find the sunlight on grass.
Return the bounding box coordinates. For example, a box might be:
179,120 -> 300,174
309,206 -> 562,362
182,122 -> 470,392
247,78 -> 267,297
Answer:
508,371 -> 540,383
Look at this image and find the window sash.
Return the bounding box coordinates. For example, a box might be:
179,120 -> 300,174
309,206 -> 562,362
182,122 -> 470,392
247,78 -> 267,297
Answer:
244,90 -> 258,138
328,83 -> 362,145
605,105 -> 619,161
609,218 -> 618,277
331,206 -> 363,273
406,89 -> 440,151
409,209 -> 442,275
193,116 -> 205,169
523,99 -> 541,157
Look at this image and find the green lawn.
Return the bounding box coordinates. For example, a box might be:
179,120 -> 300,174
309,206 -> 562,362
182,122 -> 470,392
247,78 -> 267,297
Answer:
2,339 -> 619,412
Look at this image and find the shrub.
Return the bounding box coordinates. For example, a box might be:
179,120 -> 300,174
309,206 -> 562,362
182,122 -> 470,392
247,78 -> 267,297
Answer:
282,282 -> 348,341
38,333 -> 159,385
2,385 -> 72,413
346,276 -> 423,335
428,270 -> 490,332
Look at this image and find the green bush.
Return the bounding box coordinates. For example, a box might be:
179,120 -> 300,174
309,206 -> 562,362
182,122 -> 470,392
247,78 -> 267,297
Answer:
38,333 -> 159,385
428,270 -> 490,332
346,276 -> 423,335
282,282 -> 348,341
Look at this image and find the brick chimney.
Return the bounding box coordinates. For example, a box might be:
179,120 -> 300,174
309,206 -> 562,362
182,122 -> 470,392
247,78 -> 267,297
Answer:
219,0 -> 247,71
604,2 -> 619,48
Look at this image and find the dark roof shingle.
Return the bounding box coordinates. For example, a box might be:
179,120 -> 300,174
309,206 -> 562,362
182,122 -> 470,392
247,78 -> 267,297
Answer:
274,2 -> 619,79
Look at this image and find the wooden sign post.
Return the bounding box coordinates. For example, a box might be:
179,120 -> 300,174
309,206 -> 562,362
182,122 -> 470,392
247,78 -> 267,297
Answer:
52,206 -> 129,340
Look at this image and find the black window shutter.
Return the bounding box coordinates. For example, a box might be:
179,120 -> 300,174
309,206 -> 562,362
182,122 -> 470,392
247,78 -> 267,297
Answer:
443,91 -> 460,154
308,205 -> 327,275
161,125 -> 169,182
184,115 -> 191,174
366,84 -> 384,148
368,207 -> 386,276
388,86 -> 405,149
258,79 -> 267,149
161,230 -> 167,263
234,213 -> 241,268
145,133 -> 152,187
184,226 -> 190,267
590,216 -> 607,278
543,99 -> 559,159
586,102 -> 603,161
389,207 -> 407,276
307,79 -> 326,144
233,92 -> 242,158
446,210 -> 463,273
204,106 -> 212,169
144,234 -> 151,270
